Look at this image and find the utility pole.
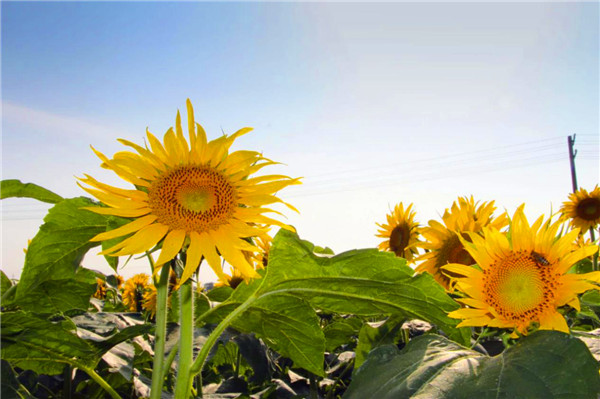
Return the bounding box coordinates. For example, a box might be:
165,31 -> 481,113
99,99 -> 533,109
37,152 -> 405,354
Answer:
567,134 -> 578,193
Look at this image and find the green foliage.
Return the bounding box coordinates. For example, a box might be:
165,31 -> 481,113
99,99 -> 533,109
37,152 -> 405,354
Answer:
1,360 -> 35,399
1,270 -> 13,293
323,318 -> 360,352
15,197 -> 117,312
1,311 -> 100,375
355,317 -> 403,369
1,179 -> 64,204
203,229 -> 468,377
345,331 -> 600,399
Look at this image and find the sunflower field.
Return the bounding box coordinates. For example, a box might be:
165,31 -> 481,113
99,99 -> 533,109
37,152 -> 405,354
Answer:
2,101 -> 600,399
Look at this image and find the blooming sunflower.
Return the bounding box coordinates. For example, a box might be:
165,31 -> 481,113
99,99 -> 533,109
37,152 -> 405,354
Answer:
215,267 -> 246,289
142,285 -> 157,317
79,100 -> 299,284
93,278 -> 107,299
122,273 -> 151,312
560,186 -> 600,231
376,203 -> 420,262
444,206 -> 600,335
415,196 -> 507,290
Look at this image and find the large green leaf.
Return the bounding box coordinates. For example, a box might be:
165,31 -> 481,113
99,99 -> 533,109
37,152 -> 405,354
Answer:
1,311 -> 99,375
1,179 -> 64,204
15,197 -> 113,308
203,230 -> 468,376
16,267 -> 97,313
344,331 -> 600,399
355,317 -> 403,369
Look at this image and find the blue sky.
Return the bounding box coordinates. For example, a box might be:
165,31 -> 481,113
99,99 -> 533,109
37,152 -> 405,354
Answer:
2,2 -> 599,281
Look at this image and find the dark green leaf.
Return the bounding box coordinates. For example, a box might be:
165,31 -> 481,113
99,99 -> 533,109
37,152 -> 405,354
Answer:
1,179 -> 64,204
207,286 -> 234,302
324,320 -> 359,352
345,331 -> 600,399
1,311 -> 99,375
233,334 -> 271,383
16,267 -> 97,313
1,360 -> 35,399
1,270 -> 13,293
581,290 -> 600,308
355,318 -> 403,369
15,197 -> 112,308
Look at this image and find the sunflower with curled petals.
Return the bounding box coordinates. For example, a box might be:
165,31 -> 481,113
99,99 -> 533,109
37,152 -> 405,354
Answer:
560,186 -> 600,231
122,273 -> 152,312
444,206 -> 600,335
376,203 -> 420,262
415,196 -> 507,290
78,100 -> 300,285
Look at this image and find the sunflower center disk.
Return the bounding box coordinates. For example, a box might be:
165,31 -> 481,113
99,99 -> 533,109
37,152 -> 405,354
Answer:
148,166 -> 237,232
577,198 -> 600,220
484,252 -> 555,322
389,224 -> 410,256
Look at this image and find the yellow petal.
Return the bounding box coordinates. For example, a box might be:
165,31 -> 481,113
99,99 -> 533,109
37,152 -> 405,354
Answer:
539,311 -> 569,333
181,231 -> 203,284
111,223 -> 169,256
211,229 -> 258,279
155,229 -> 187,267
195,233 -> 229,282
91,215 -> 158,242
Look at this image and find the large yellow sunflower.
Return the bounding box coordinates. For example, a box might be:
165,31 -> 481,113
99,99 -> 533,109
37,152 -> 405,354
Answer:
79,100 -> 299,284
415,196 -> 507,290
444,206 -> 600,335
376,203 -> 420,262
560,185 -> 600,231
122,273 -> 151,312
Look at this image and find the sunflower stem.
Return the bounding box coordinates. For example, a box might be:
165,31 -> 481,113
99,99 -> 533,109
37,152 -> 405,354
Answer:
188,295 -> 258,380
590,228 -> 598,271
81,366 -> 122,399
150,262 -> 171,399
174,276 -> 194,399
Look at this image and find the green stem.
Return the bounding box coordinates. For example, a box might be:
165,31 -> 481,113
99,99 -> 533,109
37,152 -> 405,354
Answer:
63,365 -> 72,399
174,277 -> 194,399
189,295 -> 258,376
309,374 -> 319,399
81,366 -> 122,399
590,228 -> 598,272
150,262 -> 172,399
162,344 -> 179,382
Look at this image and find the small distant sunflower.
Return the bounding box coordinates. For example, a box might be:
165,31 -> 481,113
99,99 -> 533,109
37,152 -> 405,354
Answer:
560,186 -> 600,231
445,206 -> 600,335
142,285 -> 157,316
79,99 -> 299,285
215,267 -> 246,289
251,233 -> 272,269
122,273 -> 151,312
376,203 -> 420,262
93,278 -> 107,299
415,197 -> 507,290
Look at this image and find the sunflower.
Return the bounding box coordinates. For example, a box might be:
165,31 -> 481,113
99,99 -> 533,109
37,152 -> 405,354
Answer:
250,233 -> 272,269
414,197 -> 507,290
444,206 -> 600,335
215,267 -> 246,289
142,285 -> 158,316
79,100 -> 299,285
376,203 -> 420,262
560,186 -> 600,231
93,278 -> 107,299
122,273 -> 151,312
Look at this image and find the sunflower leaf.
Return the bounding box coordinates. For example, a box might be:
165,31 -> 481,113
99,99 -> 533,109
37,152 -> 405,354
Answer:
344,331 -> 600,399
15,197 -> 112,310
0,311 -> 100,375
0,179 -> 64,204
355,317 -> 404,370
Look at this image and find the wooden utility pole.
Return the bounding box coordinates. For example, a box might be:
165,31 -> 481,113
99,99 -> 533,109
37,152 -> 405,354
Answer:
567,135 -> 578,193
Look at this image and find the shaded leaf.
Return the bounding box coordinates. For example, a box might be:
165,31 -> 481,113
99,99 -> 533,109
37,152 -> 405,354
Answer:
1,270 -> 13,293
16,197 -> 109,303
1,311 -> 99,375
355,317 -> 403,369
233,333 -> 271,383
1,360 -> 35,399
324,320 -> 359,352
16,267 -> 97,313
1,179 -> 64,204
345,331 -> 600,399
